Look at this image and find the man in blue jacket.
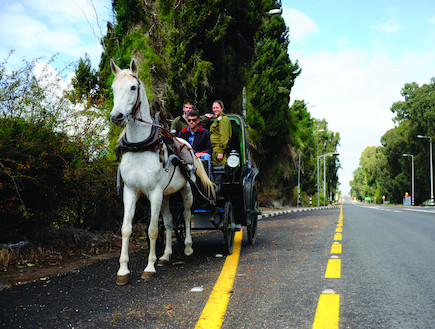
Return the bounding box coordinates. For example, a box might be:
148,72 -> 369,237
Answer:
178,110 -> 213,174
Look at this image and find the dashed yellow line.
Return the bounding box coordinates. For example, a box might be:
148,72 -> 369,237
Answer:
313,204 -> 343,329
312,291 -> 340,329
195,230 -> 243,329
325,257 -> 341,278
330,242 -> 342,254
333,233 -> 342,241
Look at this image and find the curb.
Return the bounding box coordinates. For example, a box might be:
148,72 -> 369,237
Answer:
258,205 -> 340,220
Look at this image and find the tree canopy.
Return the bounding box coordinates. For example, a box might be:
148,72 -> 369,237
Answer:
351,78 -> 435,204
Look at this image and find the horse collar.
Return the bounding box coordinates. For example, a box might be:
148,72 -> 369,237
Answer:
118,118 -> 160,153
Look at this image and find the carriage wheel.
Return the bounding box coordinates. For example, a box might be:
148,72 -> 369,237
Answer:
247,184 -> 258,245
174,213 -> 186,247
223,201 -> 235,255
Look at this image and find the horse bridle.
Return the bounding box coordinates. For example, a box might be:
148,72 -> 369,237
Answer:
129,74 -> 166,130
130,74 -> 142,118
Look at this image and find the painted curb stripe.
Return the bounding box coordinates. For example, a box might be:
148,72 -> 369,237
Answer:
333,233 -> 342,241
335,227 -> 342,233
195,230 -> 243,329
312,292 -> 340,329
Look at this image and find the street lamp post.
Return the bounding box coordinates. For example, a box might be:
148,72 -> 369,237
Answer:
297,152 -> 301,208
317,152 -> 339,206
317,155 -> 320,206
417,135 -> 434,203
314,128 -> 324,207
403,153 -> 415,206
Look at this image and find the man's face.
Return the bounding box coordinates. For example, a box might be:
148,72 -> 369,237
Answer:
187,116 -> 199,130
183,103 -> 193,115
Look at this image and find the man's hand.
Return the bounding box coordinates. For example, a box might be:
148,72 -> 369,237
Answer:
217,153 -> 224,161
195,152 -> 204,158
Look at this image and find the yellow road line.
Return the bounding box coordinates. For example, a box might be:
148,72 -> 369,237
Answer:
312,291 -> 340,329
333,233 -> 342,241
325,258 -> 341,278
330,242 -> 342,254
195,230 -> 243,329
335,227 -> 342,233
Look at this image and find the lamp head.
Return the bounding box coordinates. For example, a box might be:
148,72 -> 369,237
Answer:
268,8 -> 282,15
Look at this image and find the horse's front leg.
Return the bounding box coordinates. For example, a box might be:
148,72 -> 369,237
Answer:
116,187 -> 138,285
142,192 -> 163,279
157,195 -> 173,266
181,184 -> 194,257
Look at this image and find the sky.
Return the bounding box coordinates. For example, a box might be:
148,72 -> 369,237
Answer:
0,0 -> 111,71
281,0 -> 435,194
1,0 -> 435,195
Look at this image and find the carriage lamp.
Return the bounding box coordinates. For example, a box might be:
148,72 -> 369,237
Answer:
227,150 -> 240,168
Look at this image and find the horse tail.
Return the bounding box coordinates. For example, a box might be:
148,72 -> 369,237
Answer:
194,157 -> 216,200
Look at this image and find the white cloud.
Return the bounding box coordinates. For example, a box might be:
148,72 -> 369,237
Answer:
373,18 -> 400,34
290,48 -> 435,193
282,7 -> 319,43
282,6 -> 435,193
0,0 -> 110,69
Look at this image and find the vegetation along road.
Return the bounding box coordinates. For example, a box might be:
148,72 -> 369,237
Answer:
1,204 -> 433,328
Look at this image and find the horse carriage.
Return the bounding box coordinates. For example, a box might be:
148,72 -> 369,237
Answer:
167,113 -> 261,255
109,59 -> 261,285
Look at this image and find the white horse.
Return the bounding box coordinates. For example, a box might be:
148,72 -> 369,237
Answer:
110,58 -> 214,285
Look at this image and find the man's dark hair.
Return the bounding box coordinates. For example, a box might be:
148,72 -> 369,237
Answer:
187,110 -> 200,118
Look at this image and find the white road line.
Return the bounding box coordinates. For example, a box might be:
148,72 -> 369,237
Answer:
401,208 -> 435,214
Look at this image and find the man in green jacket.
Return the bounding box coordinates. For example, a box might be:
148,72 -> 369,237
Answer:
170,101 -> 194,135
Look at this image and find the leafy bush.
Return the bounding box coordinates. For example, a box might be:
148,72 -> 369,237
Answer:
0,118 -> 79,241
0,54 -> 122,243
0,118 -> 122,242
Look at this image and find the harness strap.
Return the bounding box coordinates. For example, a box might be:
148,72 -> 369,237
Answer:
118,123 -> 160,153
162,165 -> 177,192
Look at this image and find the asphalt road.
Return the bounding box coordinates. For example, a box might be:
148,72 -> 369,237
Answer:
1,204 -> 433,328
337,203 -> 435,329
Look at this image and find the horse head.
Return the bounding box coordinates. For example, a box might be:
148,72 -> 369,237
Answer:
110,58 -> 142,126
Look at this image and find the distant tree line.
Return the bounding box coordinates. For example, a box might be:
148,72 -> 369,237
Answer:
350,78 -> 435,205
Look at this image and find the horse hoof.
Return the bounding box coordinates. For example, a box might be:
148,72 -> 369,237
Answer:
141,271 -> 155,280
116,274 -> 130,286
157,259 -> 170,267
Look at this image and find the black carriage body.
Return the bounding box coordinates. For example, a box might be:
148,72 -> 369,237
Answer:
192,114 -> 259,228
